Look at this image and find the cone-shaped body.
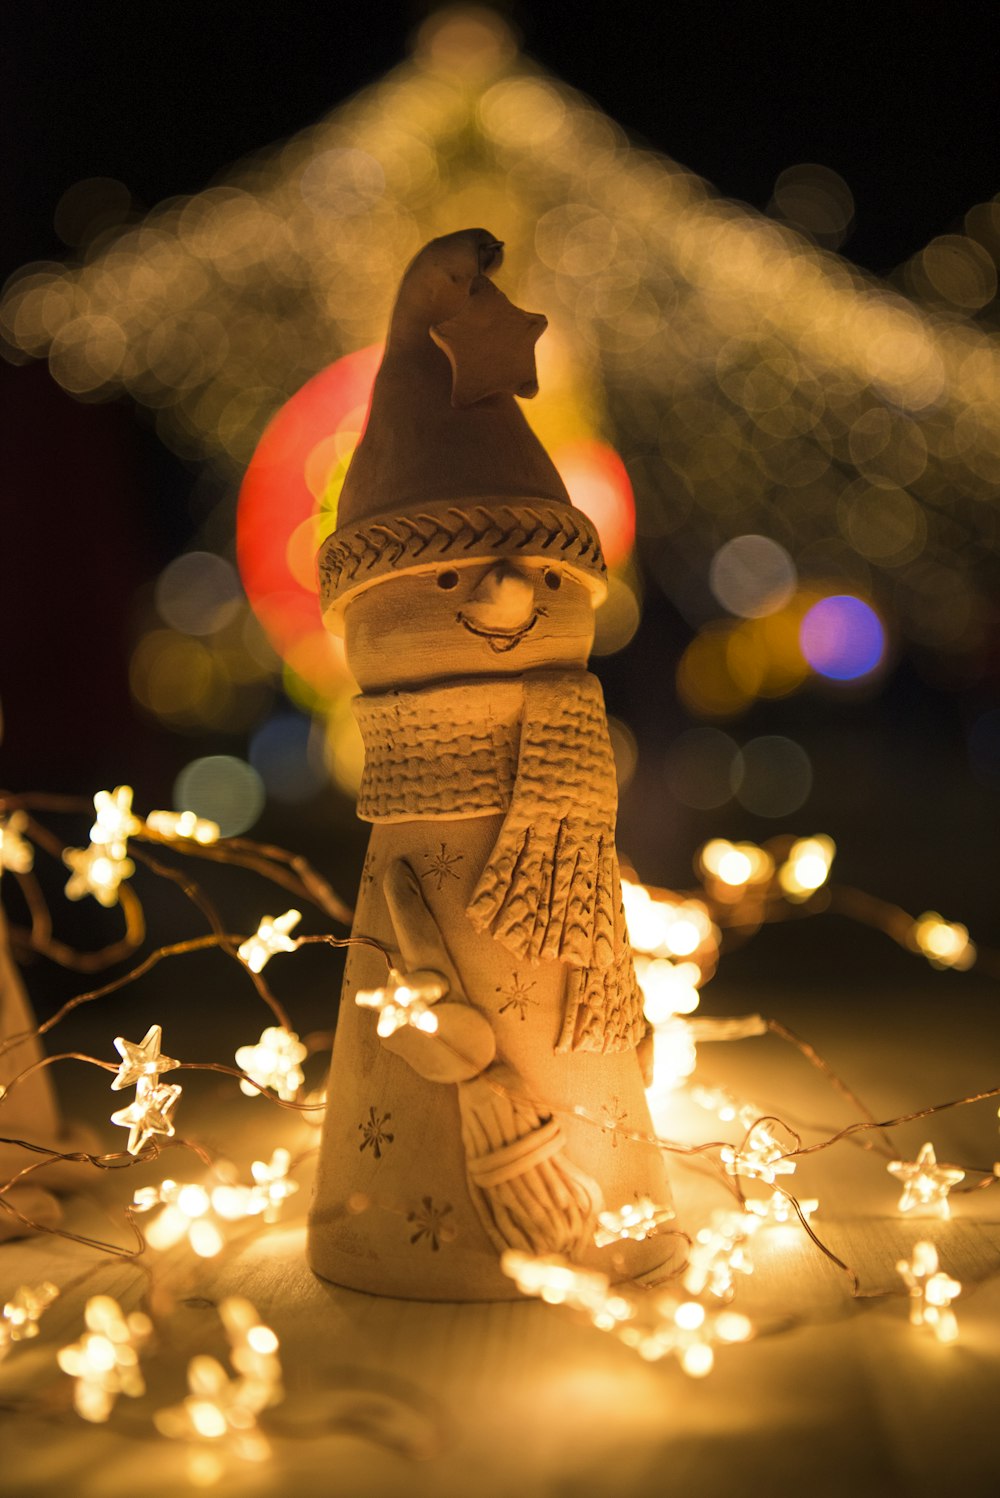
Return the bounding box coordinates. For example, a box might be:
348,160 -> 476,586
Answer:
308,232 -> 676,1299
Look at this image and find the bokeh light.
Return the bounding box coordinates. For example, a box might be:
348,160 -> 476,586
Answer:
248,714 -> 327,804
664,728 -> 740,810
732,736 -> 813,818
154,552 -> 243,637
800,595 -> 886,681
709,535 -> 797,618
173,756 -> 265,836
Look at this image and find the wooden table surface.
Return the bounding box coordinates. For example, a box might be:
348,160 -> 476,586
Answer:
3,981 -> 999,1498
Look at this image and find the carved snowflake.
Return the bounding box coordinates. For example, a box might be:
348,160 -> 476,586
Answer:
407,1197 -> 455,1251
421,842 -> 464,891
358,1106 -> 394,1160
497,974 -> 538,1021
600,1097 -> 628,1148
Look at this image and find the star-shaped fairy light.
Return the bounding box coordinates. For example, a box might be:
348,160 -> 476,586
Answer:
57,1295 -> 152,1423
145,809 -> 221,844
249,1149 -> 299,1222
154,1297 -> 282,1476
111,1024 -> 181,1092
913,913 -> 977,971
133,1154 -> 298,1258
501,1251 -> 752,1377
89,784 -> 141,858
0,810 -> 34,874
593,1197 -> 675,1248
683,1210 -> 760,1300
888,1142 -> 965,1218
721,1122 -> 798,1185
744,1193 -> 818,1227
430,279 -> 546,405
62,842 -> 135,907
896,1240 -> 961,1343
235,1026 -> 307,1101
110,1076 -> 183,1155
237,910 -> 302,973
778,836 -> 836,901
619,1296 -> 754,1377
355,967 -> 448,1039
1,1282 -> 60,1358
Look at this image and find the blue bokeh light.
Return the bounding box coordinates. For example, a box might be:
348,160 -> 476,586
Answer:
800,595 -> 885,681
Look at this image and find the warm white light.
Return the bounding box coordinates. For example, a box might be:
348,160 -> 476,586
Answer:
778,835 -> 836,901
237,910 -> 302,973
888,1141 -> 965,1218
146,808 -> 221,844
355,967 -> 448,1039
897,1240 -> 961,1343
235,1026 -> 307,1101
913,912 -> 976,971
57,1296 -> 152,1422
0,811 -> 34,874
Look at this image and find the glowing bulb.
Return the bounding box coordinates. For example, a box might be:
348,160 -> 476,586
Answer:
63,843 -> 135,907
897,1240 -> 961,1343
355,967 -> 448,1039
593,1197 -> 675,1248
235,1026 -> 307,1101
110,1075 -> 182,1154
111,1023 -> 180,1091
237,909 -> 302,972
0,811 -> 34,874
913,912 -> 976,971
146,808 -> 221,844
888,1142 -> 965,1218
1,1283 -> 59,1355
57,1296 -> 152,1422
90,785 -> 140,857
779,835 -> 836,900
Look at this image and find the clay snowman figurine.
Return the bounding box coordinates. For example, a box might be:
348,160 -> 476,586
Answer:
308,229 -> 676,1299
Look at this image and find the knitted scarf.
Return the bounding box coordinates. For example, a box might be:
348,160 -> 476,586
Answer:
353,671 -> 643,1055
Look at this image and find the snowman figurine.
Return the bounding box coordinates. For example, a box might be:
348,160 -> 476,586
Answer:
308,230 -> 676,1299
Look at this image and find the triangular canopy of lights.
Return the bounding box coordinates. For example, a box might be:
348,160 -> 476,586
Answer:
4,7 -> 999,688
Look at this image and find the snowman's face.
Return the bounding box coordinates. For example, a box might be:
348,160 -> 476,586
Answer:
344,558 -> 596,691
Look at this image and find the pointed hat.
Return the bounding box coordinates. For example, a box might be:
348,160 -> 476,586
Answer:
318,229 -> 607,619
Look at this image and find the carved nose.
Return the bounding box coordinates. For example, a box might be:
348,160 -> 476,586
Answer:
463,563 -> 535,630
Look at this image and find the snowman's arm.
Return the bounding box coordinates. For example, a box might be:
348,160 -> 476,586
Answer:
378,857 -> 496,1085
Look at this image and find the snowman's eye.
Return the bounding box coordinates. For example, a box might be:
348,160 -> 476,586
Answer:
436,570 -> 460,591
543,569 -> 562,591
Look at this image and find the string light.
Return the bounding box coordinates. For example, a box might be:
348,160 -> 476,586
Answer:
745,1193 -> 818,1227
154,1297 -> 282,1473
683,1210 -> 759,1299
249,1148 -> 299,1221
896,1241 -> 961,1343
237,910 -> 302,972
145,809 -> 221,844
110,1075 -> 183,1154
62,842 -> 135,907
913,912 -> 977,971
778,835 -> 836,901
887,1142 -> 965,1218
235,1026 -> 307,1100
111,1023 -> 181,1091
699,839 -> 774,891
618,1297 -> 754,1377
355,967 -> 448,1038
57,1295 -> 152,1422
593,1197 -> 675,1248
0,810 -> 34,874
90,785 -> 141,858
1,1282 -> 59,1356
501,1250 -> 754,1375
721,1122 -> 798,1185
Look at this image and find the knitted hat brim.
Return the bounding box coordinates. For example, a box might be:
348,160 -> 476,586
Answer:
318,496 -> 608,622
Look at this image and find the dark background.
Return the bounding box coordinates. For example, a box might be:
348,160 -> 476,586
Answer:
3,2 -> 998,1037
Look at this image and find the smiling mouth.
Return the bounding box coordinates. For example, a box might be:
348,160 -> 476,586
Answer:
457,610 -> 543,653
